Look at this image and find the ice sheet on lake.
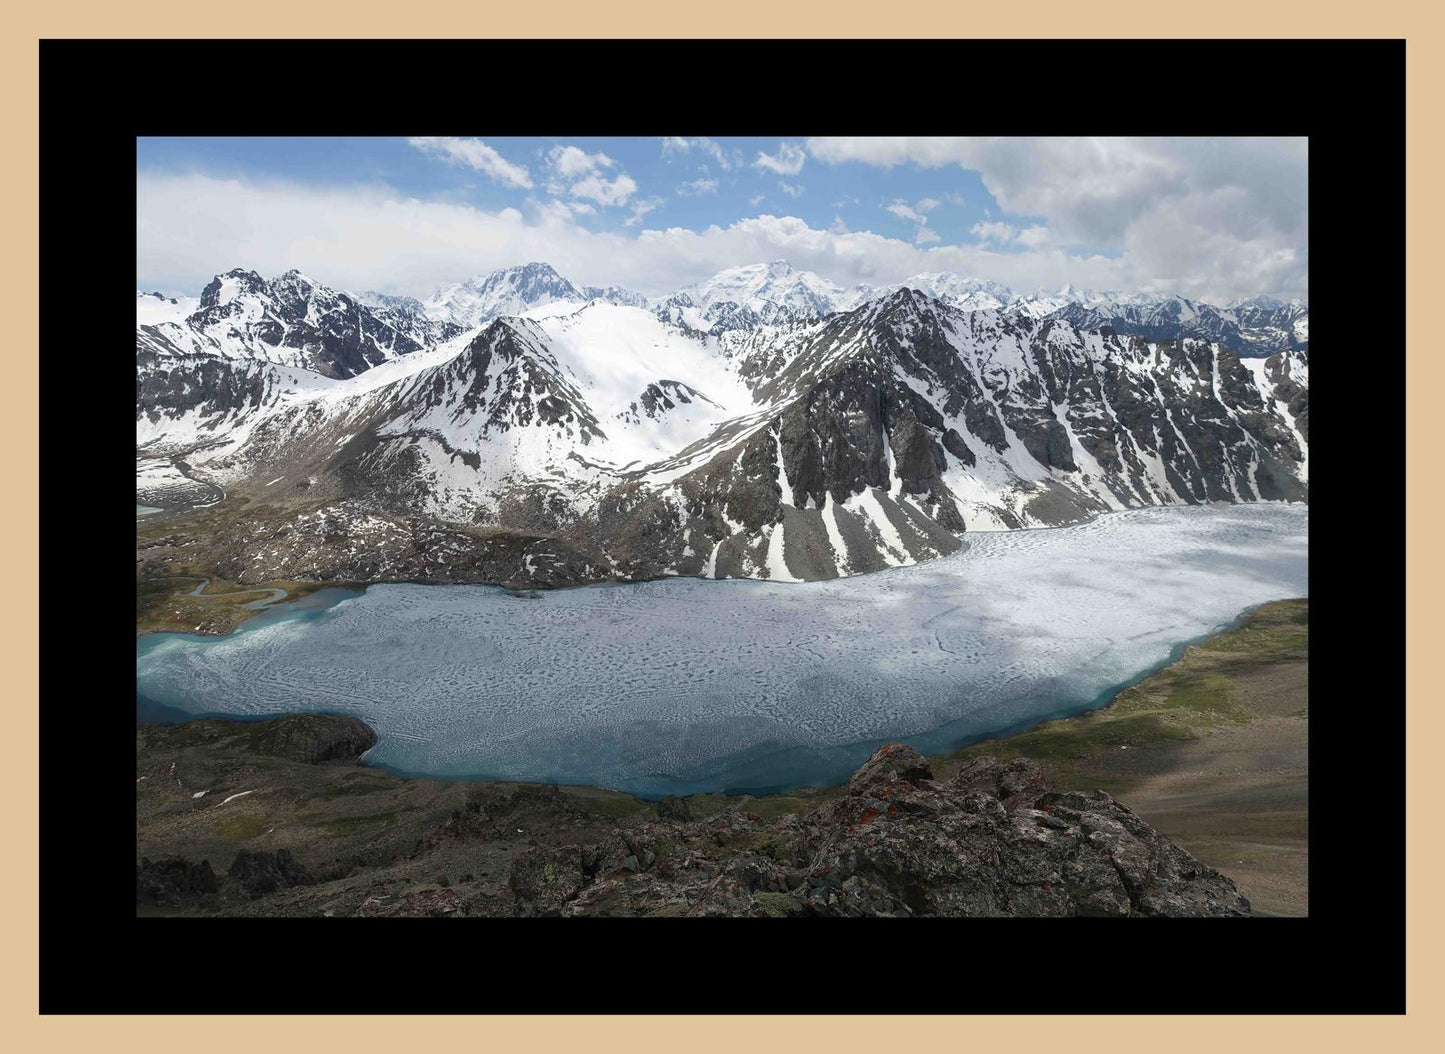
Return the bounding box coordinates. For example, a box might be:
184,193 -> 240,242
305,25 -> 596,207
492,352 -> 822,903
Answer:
135,504 -> 1308,796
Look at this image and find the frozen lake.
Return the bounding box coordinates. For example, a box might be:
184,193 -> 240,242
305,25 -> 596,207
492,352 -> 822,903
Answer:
136,504 -> 1308,797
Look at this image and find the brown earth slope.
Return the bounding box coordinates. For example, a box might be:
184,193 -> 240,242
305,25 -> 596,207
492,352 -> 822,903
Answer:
940,598 -> 1308,916
137,719 -> 1250,917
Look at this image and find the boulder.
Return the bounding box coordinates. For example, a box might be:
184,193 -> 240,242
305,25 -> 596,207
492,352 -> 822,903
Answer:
228,849 -> 314,897
136,857 -> 218,907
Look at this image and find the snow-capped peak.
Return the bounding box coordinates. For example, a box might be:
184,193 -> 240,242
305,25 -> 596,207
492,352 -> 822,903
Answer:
422,262 -> 647,329
673,261 -> 852,320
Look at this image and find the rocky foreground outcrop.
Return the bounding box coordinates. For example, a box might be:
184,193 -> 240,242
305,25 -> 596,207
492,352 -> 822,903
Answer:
509,744 -> 1250,917
137,715 -> 1249,917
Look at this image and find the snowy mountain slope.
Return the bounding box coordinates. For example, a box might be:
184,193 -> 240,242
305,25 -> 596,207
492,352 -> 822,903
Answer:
1046,295 -> 1309,355
421,262 -> 650,328
584,289 -> 1309,583
873,273 -> 1014,312
660,260 -> 869,332
176,268 -> 463,379
138,268 -> 1309,589
644,263 -> 1309,353
423,262 -> 585,328
136,291 -> 200,326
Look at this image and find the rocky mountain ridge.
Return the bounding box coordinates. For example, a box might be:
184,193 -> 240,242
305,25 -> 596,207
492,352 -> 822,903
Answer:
137,262 -> 1309,588
136,720 -> 1252,918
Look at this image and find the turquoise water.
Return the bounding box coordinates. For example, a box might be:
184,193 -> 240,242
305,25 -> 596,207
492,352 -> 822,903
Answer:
136,504 -> 1308,798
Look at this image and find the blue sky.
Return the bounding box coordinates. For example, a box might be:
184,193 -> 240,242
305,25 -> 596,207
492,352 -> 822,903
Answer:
136,136 -> 1307,302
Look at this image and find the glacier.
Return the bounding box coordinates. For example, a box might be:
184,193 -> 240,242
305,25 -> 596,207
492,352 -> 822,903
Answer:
135,503 -> 1307,797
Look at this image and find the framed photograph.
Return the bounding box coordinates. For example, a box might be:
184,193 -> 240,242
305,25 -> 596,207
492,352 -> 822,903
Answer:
33,36 -> 1405,1019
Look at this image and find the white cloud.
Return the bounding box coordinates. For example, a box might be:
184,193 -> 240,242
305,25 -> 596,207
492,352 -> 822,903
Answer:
568,172 -> 638,208
972,221 -> 1054,250
661,136 -> 738,170
753,141 -> 806,176
886,197 -> 942,225
1015,225 -> 1052,248
407,137 -> 533,189
778,181 -> 804,199
548,144 -> 614,178
971,220 -> 1017,244
885,200 -> 926,224
542,144 -> 637,209
624,196 -> 664,227
890,198 -> 948,248
677,177 -> 719,196
808,136 -> 1308,298
136,170 -> 1304,303
749,194 -> 765,207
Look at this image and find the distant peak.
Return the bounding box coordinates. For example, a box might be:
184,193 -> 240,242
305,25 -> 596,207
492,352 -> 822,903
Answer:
217,267 -> 266,282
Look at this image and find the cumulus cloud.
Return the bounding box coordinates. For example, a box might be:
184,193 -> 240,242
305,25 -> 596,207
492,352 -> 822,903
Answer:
407,137 -> 533,189
809,136 -> 1308,299
753,141 -> 807,176
569,172 -> 638,207
914,227 -> 941,246
970,220 -> 1016,244
778,181 -> 804,199
677,177 -> 719,196
541,144 -> 637,208
547,144 -> 614,178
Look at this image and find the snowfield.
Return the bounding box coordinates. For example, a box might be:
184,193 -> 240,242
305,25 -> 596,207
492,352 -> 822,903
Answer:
136,503 -> 1308,796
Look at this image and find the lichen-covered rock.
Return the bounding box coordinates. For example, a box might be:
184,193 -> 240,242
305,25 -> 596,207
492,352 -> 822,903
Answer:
245,714 -> 377,764
504,746 -> 1251,918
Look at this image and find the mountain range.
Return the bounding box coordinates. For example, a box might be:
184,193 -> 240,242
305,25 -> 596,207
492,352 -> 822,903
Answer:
136,261 -> 1309,588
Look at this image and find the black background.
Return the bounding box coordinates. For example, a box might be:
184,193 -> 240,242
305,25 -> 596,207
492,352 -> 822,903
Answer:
39,38 -> 1404,1014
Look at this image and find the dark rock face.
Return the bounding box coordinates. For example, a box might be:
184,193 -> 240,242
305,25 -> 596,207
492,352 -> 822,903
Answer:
1051,296 -> 1308,356
244,714 -> 377,764
848,742 -> 935,790
656,795 -> 692,822
186,268 -> 460,380
136,857 -> 218,907
136,330 -> 277,428
228,849 -> 314,897
507,745 -> 1251,918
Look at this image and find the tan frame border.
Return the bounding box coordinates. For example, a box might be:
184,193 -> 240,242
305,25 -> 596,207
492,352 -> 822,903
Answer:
3,4 -> 1437,1048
